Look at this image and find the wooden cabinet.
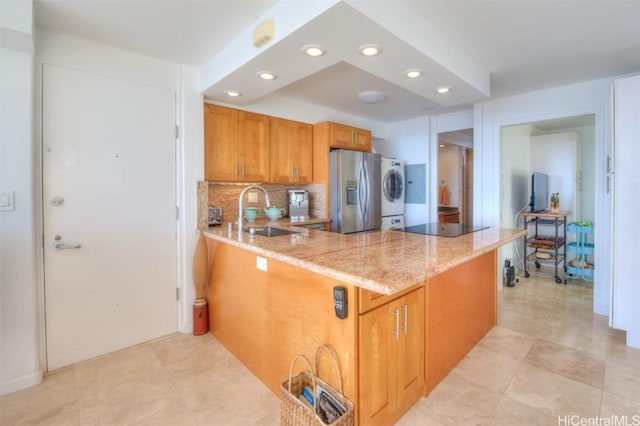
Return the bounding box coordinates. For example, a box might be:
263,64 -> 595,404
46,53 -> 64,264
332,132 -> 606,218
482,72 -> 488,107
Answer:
439,211 -> 460,223
315,121 -> 372,152
358,287 -> 425,426
312,121 -> 373,218
204,104 -> 269,182
269,117 -> 312,183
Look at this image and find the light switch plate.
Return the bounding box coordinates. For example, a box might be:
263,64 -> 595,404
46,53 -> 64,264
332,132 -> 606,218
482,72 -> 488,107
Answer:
248,191 -> 258,203
0,191 -> 14,211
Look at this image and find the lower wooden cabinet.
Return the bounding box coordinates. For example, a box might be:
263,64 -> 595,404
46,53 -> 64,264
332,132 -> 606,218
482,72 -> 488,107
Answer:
358,287 -> 425,425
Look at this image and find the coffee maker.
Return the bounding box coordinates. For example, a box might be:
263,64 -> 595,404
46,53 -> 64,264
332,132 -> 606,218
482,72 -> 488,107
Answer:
288,190 -> 309,221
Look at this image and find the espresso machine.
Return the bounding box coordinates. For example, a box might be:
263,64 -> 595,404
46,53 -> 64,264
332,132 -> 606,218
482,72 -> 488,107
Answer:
288,190 -> 309,221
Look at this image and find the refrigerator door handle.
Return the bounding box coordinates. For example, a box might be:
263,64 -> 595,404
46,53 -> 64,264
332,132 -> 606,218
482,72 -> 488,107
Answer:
358,165 -> 366,220
362,159 -> 369,219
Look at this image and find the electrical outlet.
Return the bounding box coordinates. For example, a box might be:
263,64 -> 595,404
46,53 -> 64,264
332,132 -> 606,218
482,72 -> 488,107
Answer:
248,191 -> 258,203
256,256 -> 267,271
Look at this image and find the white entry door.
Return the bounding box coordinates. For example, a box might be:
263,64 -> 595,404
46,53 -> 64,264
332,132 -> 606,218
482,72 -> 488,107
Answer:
43,64 -> 177,371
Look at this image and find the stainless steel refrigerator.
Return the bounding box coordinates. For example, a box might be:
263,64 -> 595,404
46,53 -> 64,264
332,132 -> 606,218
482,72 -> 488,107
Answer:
330,149 -> 381,233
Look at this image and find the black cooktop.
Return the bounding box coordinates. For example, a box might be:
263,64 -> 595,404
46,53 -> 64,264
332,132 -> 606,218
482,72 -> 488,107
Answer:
394,223 -> 489,237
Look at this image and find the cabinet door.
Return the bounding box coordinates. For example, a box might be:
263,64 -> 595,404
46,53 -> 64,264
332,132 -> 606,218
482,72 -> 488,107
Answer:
204,104 -> 239,181
239,111 -> 270,182
354,127 -> 372,151
358,287 -> 425,425
395,288 -> 425,413
292,121 -> 312,183
269,118 -> 312,183
269,117 -> 293,183
358,302 -> 394,425
330,123 -> 356,149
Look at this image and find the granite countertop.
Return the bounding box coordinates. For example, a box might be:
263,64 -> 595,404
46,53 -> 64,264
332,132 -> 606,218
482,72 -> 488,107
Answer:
203,222 -> 526,295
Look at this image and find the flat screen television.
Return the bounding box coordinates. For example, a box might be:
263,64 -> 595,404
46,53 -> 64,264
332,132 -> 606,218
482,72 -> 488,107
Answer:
529,172 -> 549,212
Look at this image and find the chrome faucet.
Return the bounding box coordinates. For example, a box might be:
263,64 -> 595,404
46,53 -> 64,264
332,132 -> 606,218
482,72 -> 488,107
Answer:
238,185 -> 271,236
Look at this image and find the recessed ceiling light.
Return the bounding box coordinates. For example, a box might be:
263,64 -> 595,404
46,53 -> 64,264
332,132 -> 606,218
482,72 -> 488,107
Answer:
257,71 -> 277,80
224,90 -> 241,97
439,144 -> 445,148
435,86 -> 452,94
302,44 -> 326,57
404,69 -> 423,78
357,91 -> 386,104
359,44 -> 382,56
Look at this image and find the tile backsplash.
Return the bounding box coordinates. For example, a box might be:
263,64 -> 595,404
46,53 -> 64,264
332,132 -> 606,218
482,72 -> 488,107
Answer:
197,181 -> 326,229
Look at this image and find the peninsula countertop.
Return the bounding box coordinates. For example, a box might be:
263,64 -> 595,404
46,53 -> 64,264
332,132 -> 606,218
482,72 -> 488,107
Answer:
203,222 -> 526,295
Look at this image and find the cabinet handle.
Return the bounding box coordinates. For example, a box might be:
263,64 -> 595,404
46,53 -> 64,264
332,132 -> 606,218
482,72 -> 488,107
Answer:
606,155 -> 612,173
403,304 -> 408,335
352,131 -> 356,144
295,166 -> 299,181
606,175 -> 611,194
392,309 -> 400,340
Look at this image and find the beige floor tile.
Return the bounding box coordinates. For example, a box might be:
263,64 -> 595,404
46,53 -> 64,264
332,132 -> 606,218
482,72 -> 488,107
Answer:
418,373 -> 502,425
74,345 -> 163,398
77,373 -> 180,425
476,326 -> 536,361
497,305 -> 548,336
524,339 -> 605,388
603,356 -> 640,404
505,362 -> 602,418
149,333 -> 217,368
599,391 -> 640,419
396,399 -> 447,426
482,395 -> 556,426
0,369 -> 78,426
130,401 -> 198,426
451,345 -> 522,393
535,317 -> 610,359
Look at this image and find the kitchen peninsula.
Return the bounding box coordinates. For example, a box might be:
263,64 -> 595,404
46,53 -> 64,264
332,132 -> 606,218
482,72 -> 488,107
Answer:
203,224 -> 525,425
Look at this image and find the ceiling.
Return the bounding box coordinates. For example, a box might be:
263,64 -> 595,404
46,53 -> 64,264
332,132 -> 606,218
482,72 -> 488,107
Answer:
34,0 -> 640,123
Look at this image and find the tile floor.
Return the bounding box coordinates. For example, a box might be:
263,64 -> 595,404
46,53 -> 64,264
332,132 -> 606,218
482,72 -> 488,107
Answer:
1,275 -> 639,425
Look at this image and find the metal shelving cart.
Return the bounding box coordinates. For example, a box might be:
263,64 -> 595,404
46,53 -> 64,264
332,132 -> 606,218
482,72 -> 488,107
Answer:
566,222 -> 595,281
520,211 -> 569,284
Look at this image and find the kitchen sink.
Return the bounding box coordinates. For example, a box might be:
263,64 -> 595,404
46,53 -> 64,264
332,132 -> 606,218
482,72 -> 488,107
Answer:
244,227 -> 300,237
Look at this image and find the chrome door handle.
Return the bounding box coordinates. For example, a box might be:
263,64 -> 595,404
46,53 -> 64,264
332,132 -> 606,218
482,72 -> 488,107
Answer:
52,241 -> 81,249
403,304 -> 408,335
392,308 -> 400,340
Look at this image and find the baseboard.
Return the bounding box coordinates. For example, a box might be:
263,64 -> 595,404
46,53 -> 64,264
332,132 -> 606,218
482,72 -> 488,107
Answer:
0,370 -> 43,396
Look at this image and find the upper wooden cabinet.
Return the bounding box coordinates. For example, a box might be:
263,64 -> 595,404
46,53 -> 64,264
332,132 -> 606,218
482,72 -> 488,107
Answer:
269,117 -> 312,184
204,104 -> 270,182
315,121 -> 372,152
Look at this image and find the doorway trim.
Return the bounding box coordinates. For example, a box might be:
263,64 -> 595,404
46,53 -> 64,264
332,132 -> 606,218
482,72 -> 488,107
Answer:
429,110 -> 474,224
474,97 -> 611,317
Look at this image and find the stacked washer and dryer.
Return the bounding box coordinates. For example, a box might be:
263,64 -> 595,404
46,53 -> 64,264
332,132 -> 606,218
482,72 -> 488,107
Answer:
381,157 -> 405,230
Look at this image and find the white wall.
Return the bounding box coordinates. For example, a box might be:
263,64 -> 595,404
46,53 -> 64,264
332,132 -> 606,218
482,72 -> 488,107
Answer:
0,0 -> 40,396
531,124 -> 596,222
474,76 -> 619,316
374,116 -> 430,226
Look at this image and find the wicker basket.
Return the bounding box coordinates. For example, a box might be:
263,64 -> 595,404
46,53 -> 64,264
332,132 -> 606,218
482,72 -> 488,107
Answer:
280,345 -> 354,426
